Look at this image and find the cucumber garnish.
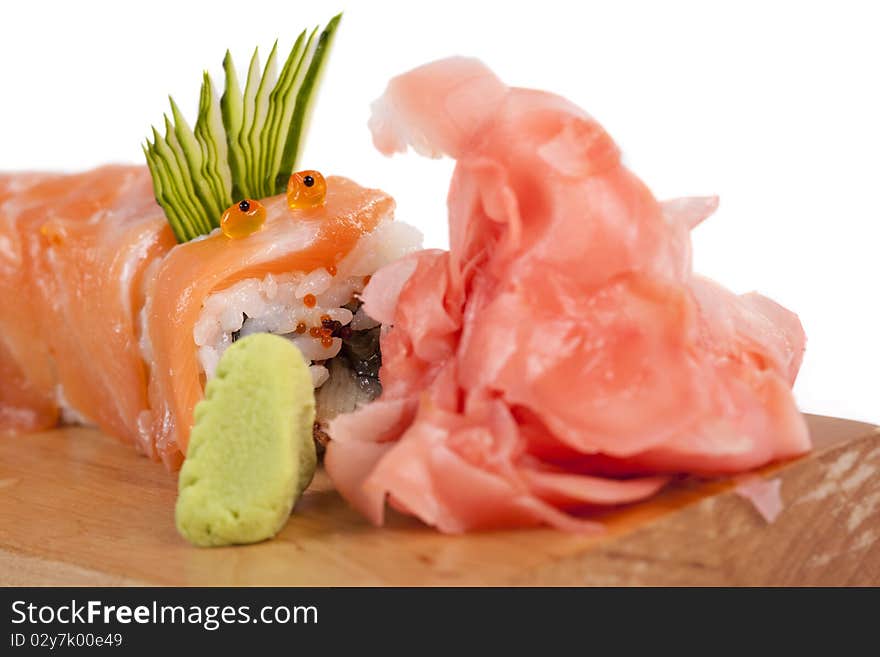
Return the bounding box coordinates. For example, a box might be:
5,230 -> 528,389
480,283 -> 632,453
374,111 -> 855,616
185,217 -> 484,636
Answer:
244,41 -> 278,198
144,13 -> 342,242
258,29 -> 309,198
194,72 -> 233,213
236,47 -> 265,198
220,50 -> 247,203
276,13 -> 341,194
169,98 -> 224,222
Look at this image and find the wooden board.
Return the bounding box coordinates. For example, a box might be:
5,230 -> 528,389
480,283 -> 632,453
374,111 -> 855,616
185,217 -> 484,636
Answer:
1,414 -> 878,586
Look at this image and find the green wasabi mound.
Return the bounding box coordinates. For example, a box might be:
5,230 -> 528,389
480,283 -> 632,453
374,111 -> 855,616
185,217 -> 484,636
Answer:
175,333 -> 316,547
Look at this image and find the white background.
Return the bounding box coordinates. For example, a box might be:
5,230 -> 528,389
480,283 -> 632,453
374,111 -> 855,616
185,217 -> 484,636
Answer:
2,1 -> 877,423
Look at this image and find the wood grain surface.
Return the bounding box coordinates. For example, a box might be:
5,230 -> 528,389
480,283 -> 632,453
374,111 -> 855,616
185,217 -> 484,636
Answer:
1,414 -> 878,586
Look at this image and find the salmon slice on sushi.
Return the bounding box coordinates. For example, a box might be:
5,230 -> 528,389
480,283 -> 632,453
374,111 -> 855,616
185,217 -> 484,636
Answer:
0,167 -> 173,438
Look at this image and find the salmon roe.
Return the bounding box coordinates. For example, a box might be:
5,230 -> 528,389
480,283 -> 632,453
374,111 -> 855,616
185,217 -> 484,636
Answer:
327,264 -> 338,276
221,199 -> 266,239
309,326 -> 322,337
295,322 -> 307,334
286,170 -> 327,210
321,336 -> 333,348
303,293 -> 317,308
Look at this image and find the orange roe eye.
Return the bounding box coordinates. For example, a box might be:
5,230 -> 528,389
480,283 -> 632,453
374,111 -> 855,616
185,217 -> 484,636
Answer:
303,293 -> 317,308
295,322 -> 307,334
221,199 -> 266,239
286,170 -> 327,210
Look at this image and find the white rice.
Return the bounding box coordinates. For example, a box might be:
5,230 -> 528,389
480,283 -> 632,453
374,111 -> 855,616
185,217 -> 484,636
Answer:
193,218 -> 422,386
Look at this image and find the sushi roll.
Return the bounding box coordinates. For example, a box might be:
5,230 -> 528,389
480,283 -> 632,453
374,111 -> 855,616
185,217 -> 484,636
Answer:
0,16 -> 421,469
0,167 -> 420,468
143,176 -> 421,466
